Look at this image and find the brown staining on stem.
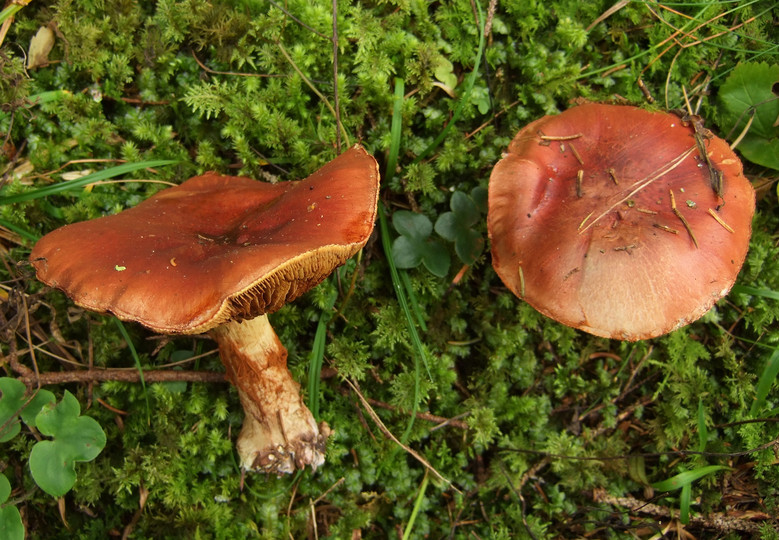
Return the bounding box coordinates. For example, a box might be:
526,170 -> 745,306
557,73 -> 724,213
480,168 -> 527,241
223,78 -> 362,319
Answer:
576,169 -> 584,198
708,208 -> 735,233
669,189 -> 699,248
636,207 -> 658,215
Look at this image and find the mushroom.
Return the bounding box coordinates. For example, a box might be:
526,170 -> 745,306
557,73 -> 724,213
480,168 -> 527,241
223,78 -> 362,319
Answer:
30,144 -> 380,474
488,103 -> 755,341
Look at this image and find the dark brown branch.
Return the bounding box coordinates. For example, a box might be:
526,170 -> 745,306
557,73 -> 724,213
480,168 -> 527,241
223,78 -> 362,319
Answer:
592,488 -> 766,533
190,50 -> 283,78
362,394 -> 469,430
18,369 -> 227,387
335,384 -> 468,429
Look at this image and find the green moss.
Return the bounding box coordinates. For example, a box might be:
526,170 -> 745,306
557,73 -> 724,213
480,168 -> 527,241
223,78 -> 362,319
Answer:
2,0 -> 778,538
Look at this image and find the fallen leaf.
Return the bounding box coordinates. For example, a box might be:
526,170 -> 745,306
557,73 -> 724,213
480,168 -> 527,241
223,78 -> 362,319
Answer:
27,26 -> 55,69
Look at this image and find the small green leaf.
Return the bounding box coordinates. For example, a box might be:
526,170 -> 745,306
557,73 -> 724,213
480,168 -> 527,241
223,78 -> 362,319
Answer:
454,230 -> 484,265
471,186 -> 488,214
449,191 -> 480,226
651,465 -> 730,492
29,391 -> 106,497
0,379 -> 24,443
392,236 -> 423,268
434,191 -> 485,265
0,378 -> 54,442
434,57 -> 457,90
718,62 -> 779,170
393,211 -> 432,240
0,476 -> 9,503
679,482 -> 692,524
392,211 -> 451,277
433,212 -> 458,242
420,241 -> 451,277
0,475 -> 24,540
19,390 -> 56,426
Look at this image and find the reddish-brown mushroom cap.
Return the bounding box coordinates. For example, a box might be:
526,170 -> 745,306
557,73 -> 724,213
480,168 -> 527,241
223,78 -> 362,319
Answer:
488,103 -> 755,341
31,144 -> 380,334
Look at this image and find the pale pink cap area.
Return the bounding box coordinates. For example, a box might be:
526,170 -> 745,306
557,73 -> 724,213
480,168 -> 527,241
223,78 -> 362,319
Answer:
488,103 -> 755,341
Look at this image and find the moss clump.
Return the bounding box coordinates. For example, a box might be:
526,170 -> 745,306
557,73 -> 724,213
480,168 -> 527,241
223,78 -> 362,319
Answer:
1,1 -> 777,538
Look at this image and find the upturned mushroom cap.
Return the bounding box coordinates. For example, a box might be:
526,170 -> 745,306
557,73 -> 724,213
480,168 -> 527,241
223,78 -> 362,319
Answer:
31,144 -> 380,334
488,103 -> 755,341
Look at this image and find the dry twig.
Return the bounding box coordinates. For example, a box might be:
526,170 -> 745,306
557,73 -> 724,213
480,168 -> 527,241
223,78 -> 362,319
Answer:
344,378 -> 461,493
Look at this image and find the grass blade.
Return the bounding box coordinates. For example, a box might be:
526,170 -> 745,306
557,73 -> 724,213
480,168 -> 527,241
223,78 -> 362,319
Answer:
380,77 -> 432,443
384,77 -> 405,179
696,398 -> 707,452
0,160 -> 179,205
402,471 -> 429,540
0,217 -> 39,244
731,284 -> 779,301
651,465 -> 730,492
0,3 -> 25,26
750,347 -> 779,417
400,270 -> 428,333
113,319 -> 151,425
679,482 -> 692,524
307,282 -> 338,421
411,1 -> 486,165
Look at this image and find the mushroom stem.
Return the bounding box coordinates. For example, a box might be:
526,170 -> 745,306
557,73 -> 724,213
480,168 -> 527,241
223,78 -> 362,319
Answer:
212,315 -> 330,475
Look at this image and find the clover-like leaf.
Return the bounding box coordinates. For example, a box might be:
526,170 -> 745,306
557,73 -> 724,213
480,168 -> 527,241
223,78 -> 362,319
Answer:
0,379 -> 24,443
0,475 -> 24,540
435,190 -> 485,265
29,391 -> 106,497
718,62 -> 779,170
470,186 -> 488,214
434,57 -> 457,93
0,378 -> 54,443
391,210 -> 451,277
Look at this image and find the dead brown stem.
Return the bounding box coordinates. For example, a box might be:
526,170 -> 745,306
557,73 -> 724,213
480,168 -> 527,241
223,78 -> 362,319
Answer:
592,488 -> 766,533
17,369 -> 227,387
362,395 -> 470,430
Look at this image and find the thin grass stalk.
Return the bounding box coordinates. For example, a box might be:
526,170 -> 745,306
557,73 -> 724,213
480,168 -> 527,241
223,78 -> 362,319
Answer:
402,471 -> 429,540
307,282 -> 337,421
750,348 -> 779,417
0,160 -> 179,205
0,217 -> 38,243
410,0 -> 486,166
113,319 -> 151,425
379,77 -> 430,443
